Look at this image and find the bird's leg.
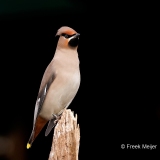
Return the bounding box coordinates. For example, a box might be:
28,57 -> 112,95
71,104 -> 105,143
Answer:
52,113 -> 62,124
52,114 -> 58,119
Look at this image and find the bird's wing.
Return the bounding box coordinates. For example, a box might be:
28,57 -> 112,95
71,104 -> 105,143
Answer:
33,62 -> 56,125
27,61 -> 56,146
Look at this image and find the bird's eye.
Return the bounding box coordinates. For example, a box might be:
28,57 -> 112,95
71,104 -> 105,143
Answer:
64,34 -> 69,38
61,33 -> 69,39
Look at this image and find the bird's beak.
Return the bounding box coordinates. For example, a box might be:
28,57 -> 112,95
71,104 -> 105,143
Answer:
74,33 -> 80,38
69,33 -> 80,40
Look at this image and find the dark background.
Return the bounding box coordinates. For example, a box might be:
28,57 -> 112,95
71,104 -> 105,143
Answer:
0,1 -> 160,159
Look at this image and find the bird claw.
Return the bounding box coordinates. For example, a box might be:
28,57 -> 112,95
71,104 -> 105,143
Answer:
52,114 -> 61,124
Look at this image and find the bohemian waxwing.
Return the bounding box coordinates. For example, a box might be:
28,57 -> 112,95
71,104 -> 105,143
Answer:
27,26 -> 80,149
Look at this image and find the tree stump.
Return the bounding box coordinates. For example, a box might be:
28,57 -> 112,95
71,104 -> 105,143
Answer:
48,109 -> 80,160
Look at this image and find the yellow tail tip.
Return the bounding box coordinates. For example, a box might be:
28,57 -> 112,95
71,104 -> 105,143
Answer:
27,143 -> 31,149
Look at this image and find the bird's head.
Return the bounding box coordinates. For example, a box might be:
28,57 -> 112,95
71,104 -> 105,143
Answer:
56,26 -> 80,49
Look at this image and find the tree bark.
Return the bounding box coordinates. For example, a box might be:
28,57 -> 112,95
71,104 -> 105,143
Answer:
48,109 -> 80,160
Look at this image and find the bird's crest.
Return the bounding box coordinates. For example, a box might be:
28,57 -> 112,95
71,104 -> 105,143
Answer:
56,26 -> 77,36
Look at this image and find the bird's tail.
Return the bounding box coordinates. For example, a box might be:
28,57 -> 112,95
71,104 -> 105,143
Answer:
26,115 -> 48,149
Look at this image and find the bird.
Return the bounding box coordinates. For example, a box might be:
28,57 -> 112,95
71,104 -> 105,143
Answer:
26,26 -> 81,149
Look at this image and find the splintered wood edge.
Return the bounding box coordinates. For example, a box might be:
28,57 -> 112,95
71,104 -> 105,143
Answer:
48,109 -> 80,160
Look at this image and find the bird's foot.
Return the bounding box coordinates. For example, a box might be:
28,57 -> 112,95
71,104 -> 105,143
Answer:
52,114 -> 61,124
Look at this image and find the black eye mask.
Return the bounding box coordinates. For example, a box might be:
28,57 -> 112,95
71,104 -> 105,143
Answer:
61,33 -> 76,39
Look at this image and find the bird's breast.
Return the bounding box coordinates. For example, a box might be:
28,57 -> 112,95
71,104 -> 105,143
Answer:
39,69 -> 80,120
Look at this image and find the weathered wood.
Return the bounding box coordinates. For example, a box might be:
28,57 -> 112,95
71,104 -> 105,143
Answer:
48,109 -> 80,160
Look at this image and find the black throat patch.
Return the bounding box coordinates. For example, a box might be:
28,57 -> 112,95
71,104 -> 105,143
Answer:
68,37 -> 79,47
